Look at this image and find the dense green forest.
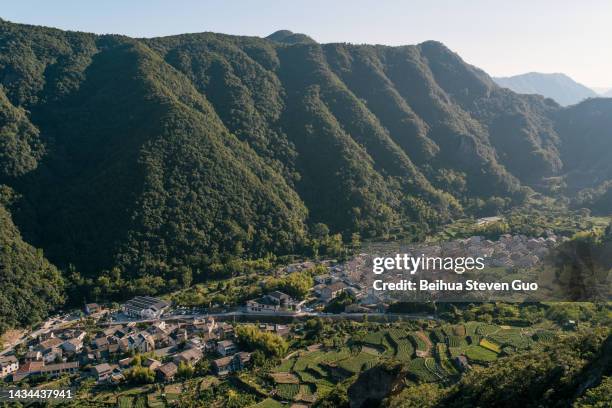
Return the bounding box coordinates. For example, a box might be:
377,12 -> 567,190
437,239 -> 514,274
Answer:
0,187 -> 64,333
0,20 -> 611,330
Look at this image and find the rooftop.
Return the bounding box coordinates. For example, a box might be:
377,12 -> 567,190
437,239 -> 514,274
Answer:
92,363 -> 113,374
213,356 -> 233,367
0,355 -> 17,366
123,296 -> 170,311
326,282 -> 347,292
158,362 -> 177,376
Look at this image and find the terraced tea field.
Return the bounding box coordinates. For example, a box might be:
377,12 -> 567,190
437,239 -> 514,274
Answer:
265,322 -> 560,404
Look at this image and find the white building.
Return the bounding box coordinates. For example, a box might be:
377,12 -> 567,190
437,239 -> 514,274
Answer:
246,291 -> 301,313
320,282 -> 347,300
0,356 -> 19,378
122,296 -> 170,319
61,338 -> 84,354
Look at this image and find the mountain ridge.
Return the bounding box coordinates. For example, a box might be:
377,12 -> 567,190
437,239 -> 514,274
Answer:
0,19 -> 611,328
493,72 -> 598,106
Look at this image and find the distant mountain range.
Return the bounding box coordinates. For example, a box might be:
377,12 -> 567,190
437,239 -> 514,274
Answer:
493,72 -> 598,106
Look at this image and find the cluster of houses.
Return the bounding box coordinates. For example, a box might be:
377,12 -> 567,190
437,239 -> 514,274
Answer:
334,233 -> 564,296
432,233 -> 562,269
0,315 -> 249,384
245,261 -> 382,315
0,293 -> 294,386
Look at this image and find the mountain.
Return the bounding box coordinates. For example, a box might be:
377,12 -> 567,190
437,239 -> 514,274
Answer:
266,29 -> 316,44
591,87 -> 611,96
0,187 -> 64,332
0,18 -> 611,321
493,72 -> 598,106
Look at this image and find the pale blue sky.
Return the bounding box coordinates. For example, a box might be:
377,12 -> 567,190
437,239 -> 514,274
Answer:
3,0 -> 611,87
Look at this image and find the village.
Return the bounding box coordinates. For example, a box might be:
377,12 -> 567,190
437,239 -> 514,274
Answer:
0,232 -> 563,395
0,297 -> 289,386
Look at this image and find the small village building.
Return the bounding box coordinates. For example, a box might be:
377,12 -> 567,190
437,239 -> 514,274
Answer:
142,357 -> 162,371
91,363 -> 113,382
132,332 -> 156,353
92,336 -> 110,350
0,356 -> 19,378
213,356 -> 233,376
37,337 -> 64,363
216,340 -> 237,356
320,282 -> 347,300
247,291 -> 301,313
24,351 -> 42,361
118,357 -> 133,368
122,296 -> 170,319
12,361 -> 44,382
156,362 -> 177,382
13,361 -> 79,382
61,338 -> 84,354
73,330 -> 87,341
186,337 -> 203,350
85,303 -> 101,315
218,322 -> 234,338
173,348 -> 203,365
314,274 -> 331,285
212,352 -> 251,376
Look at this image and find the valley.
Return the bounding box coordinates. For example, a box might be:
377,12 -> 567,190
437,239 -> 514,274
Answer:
0,17 -> 610,408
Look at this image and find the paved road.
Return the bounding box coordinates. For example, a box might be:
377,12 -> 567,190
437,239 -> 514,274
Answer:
101,309 -> 438,325
0,315 -> 78,356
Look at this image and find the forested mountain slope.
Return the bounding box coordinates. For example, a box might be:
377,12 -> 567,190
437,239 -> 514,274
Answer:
0,19 -> 611,316
0,187 -> 64,332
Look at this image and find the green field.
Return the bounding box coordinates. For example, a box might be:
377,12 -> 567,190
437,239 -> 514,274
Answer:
465,345 -> 499,363
251,398 -> 283,408
272,358 -> 295,372
408,333 -> 428,352
479,339 -> 502,353
533,330 -> 556,343
337,352 -> 378,374
276,383 -> 299,401
447,335 -> 468,348
395,339 -> 415,361
266,322 -> 561,403
405,358 -> 439,382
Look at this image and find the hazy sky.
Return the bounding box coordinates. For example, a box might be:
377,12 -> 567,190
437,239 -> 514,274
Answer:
3,0 -> 612,88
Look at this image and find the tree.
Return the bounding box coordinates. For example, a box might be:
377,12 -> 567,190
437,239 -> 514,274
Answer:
574,377 -> 612,408
250,350 -> 267,367
178,266 -> 193,289
194,359 -> 210,376
177,361 -> 194,380
386,384 -> 445,408
124,366 -> 155,384
324,291 -> 356,314
315,384 -> 349,408
350,232 -> 361,249
278,272 -> 313,300
312,223 -> 330,240
235,325 -> 288,358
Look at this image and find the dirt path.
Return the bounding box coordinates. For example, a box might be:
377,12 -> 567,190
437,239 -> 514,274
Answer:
417,331 -> 433,356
